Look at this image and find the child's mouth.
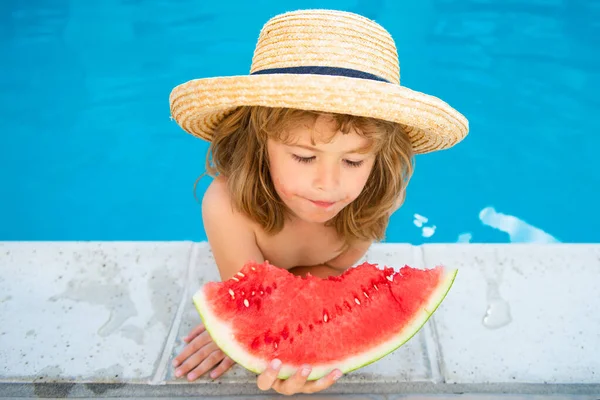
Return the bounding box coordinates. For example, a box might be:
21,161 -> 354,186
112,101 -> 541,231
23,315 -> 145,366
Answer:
309,199 -> 336,208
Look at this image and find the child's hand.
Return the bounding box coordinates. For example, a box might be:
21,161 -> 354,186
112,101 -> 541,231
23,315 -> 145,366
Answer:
257,359 -> 343,395
172,323 -> 236,381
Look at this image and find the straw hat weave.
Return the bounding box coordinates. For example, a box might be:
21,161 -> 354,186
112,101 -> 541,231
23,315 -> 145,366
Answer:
169,9 -> 469,154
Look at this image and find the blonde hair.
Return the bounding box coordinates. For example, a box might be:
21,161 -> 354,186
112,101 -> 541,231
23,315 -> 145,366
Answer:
196,106 -> 414,247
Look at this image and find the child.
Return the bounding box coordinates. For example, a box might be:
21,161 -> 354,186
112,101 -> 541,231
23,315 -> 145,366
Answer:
168,8 -> 468,395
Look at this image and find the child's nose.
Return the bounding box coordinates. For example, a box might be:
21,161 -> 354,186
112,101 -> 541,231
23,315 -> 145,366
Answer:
314,164 -> 341,191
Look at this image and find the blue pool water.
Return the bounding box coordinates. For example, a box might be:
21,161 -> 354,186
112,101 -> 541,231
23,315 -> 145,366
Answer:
1,0 -> 599,243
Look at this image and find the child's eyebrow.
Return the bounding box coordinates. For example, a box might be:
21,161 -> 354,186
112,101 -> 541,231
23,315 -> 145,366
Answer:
290,144 -> 369,154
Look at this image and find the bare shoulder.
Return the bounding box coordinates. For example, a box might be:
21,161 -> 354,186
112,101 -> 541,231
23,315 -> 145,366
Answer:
202,176 -> 264,281
202,175 -> 232,212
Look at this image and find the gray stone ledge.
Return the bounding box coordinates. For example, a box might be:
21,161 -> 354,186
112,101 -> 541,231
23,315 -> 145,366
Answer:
1,381 -> 599,398
1,242 -> 598,398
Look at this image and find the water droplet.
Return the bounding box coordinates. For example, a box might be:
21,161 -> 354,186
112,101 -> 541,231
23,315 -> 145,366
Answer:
457,233 -> 472,243
482,270 -> 512,330
413,213 -> 428,227
483,299 -> 512,329
422,225 -> 436,238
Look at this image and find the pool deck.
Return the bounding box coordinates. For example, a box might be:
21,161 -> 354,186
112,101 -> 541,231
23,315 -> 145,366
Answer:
0,242 -> 598,399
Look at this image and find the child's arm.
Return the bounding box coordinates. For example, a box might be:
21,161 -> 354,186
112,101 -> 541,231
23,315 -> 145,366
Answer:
288,239 -> 372,278
202,177 -> 265,281
173,178 -> 260,382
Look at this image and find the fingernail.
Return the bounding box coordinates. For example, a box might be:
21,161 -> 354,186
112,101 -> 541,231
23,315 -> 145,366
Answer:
270,359 -> 282,370
175,369 -> 182,377
172,359 -> 179,367
333,370 -> 343,380
187,373 -> 196,381
301,366 -> 311,377
210,371 -> 217,379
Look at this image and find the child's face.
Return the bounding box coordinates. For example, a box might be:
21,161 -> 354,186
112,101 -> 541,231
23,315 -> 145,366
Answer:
267,115 -> 376,224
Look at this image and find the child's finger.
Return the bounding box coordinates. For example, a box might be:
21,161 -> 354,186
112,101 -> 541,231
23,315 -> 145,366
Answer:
304,369 -> 343,394
183,323 -> 206,343
174,340 -> 220,379
186,348 -> 226,381
273,365 -> 311,395
209,355 -> 236,379
256,359 -> 282,391
172,331 -> 212,369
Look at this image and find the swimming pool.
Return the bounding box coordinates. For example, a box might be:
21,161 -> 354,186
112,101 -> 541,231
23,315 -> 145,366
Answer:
1,0 -> 598,243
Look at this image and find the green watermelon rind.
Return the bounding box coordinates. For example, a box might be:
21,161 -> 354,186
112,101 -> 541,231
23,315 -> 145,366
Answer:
192,267 -> 457,381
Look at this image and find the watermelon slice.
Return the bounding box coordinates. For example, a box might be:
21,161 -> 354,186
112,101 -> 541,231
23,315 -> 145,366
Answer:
192,261 -> 456,381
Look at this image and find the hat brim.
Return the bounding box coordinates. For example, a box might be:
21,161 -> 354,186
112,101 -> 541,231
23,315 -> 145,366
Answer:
169,74 -> 468,154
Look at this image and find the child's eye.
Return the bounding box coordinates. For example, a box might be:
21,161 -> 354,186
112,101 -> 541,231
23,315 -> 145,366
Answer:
292,154 -> 363,167
344,159 -> 364,168
292,154 -> 315,164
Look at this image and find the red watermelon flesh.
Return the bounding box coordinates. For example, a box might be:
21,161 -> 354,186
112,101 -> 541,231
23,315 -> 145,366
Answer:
193,261 -> 456,380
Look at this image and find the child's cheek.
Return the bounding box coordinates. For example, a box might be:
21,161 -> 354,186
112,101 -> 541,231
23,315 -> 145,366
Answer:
274,177 -> 293,198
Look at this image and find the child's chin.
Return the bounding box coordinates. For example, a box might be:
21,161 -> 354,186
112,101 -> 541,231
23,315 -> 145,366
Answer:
298,209 -> 341,224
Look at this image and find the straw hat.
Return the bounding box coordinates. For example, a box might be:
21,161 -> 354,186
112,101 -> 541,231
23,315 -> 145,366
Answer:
169,9 -> 469,154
